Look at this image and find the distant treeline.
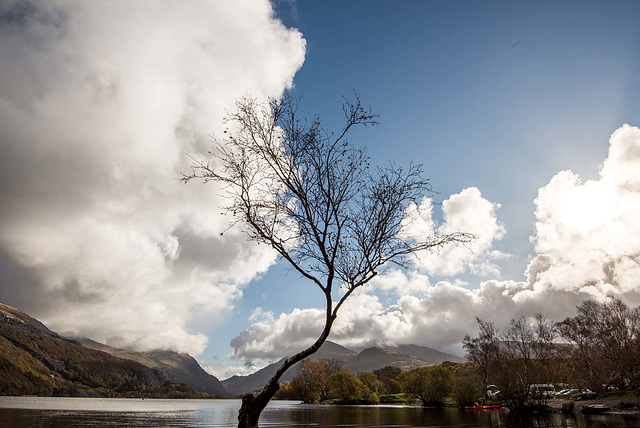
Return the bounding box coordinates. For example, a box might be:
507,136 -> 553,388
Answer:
275,357 -> 479,406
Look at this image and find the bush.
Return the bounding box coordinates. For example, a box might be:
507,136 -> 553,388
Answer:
373,366 -> 403,394
452,375 -> 481,406
328,371 -> 378,404
358,372 -> 386,395
401,366 -> 452,406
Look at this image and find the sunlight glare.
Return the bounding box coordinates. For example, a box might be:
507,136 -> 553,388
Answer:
561,182 -> 617,231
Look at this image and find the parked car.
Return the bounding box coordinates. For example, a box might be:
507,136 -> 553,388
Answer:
530,384 -> 556,397
556,388 -> 580,396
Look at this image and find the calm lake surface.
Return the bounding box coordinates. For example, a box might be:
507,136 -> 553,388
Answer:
1,397 -> 639,428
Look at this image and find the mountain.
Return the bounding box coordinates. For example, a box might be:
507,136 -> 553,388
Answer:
0,302 -> 197,397
0,301 -> 59,338
305,340 -> 357,361
389,344 -> 466,364
222,341 -> 356,397
73,337 -> 162,368
76,338 -> 226,397
348,347 -> 433,373
148,350 -> 226,396
222,341 -> 463,396
223,357 -> 286,398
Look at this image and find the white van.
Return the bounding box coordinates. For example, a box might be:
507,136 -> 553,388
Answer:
530,384 -> 555,397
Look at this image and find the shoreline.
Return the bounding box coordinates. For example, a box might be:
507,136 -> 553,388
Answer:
546,397 -> 640,415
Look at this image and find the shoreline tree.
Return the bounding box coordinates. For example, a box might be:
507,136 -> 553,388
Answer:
463,316 -> 499,400
557,298 -> 640,392
465,314 -> 559,409
290,357 -> 343,403
183,94 -> 475,428
401,365 -> 453,407
496,315 -> 558,408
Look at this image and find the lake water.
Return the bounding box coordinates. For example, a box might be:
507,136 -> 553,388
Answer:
0,397 -> 639,427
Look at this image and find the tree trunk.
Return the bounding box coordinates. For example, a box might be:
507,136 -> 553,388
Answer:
236,314 -> 335,428
237,384 -> 278,428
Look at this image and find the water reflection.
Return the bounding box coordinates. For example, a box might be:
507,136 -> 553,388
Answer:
261,405 -> 640,428
0,397 -> 638,428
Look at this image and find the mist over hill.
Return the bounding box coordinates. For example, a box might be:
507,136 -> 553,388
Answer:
76,338 -> 226,396
0,301 -> 223,397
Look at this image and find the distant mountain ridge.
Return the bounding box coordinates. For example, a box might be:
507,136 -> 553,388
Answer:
0,301 -> 225,397
348,347 -> 432,373
389,344 -> 465,364
221,340 -> 464,397
222,341 -> 357,397
0,302 -> 196,397
76,338 -> 226,396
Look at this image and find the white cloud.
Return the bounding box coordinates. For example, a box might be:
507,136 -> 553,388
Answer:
0,1 -> 305,355
230,306 -> 326,361
529,124 -> 640,305
365,268 -> 433,295
201,359 -> 269,381
229,282 -> 508,360
404,188 -> 508,277
228,125 -> 640,363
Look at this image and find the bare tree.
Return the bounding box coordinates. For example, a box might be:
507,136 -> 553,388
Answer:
466,314 -> 560,409
463,317 -> 499,400
183,94 -> 475,427
498,315 -> 558,408
557,298 -> 640,392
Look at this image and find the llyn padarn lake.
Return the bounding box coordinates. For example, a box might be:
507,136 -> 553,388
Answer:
1,397 -> 639,427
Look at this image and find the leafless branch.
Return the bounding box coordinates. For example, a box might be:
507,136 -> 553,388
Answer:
182,93 -> 476,428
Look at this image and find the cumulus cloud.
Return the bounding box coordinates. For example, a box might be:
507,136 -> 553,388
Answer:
365,269 -> 433,296
0,1 -> 305,354
403,188 -> 508,277
229,124 -> 640,362
228,276 -> 516,361
521,124 -> 640,308
201,357 -> 266,381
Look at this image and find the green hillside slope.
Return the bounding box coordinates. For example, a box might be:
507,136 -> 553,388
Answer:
0,303 -> 198,398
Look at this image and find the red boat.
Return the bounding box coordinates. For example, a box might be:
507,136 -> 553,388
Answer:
464,405 -> 502,410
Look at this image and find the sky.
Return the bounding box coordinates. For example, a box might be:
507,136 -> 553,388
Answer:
1,0 -> 639,379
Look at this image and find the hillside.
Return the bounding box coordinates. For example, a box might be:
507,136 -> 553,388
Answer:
222,341 -> 461,396
348,347 -> 433,373
0,301 -> 59,338
390,344 -> 465,364
0,302 -> 197,397
0,323 -> 195,397
73,338 -> 162,368
77,338 -> 226,396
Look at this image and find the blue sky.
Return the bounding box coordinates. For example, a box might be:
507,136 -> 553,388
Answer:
204,0 -> 640,374
1,1 -> 639,379
274,0 -> 638,284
